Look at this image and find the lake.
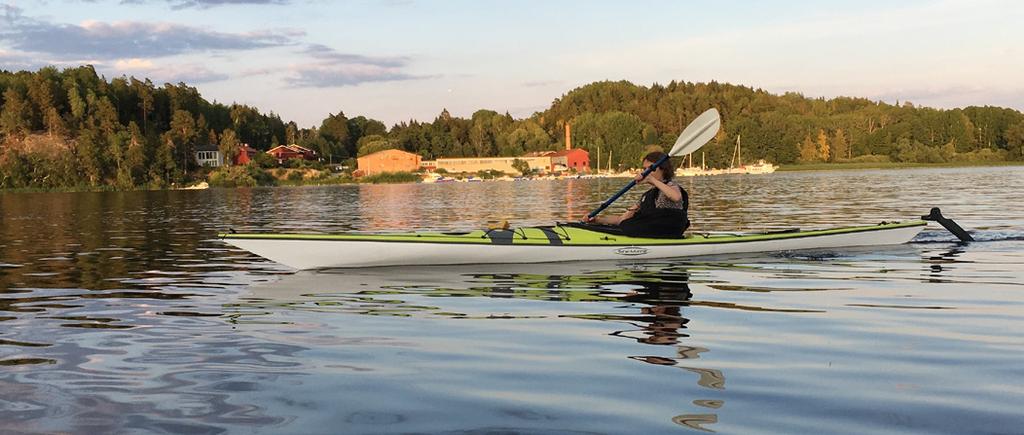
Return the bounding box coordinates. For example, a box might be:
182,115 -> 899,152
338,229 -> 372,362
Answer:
1,166 -> 1022,434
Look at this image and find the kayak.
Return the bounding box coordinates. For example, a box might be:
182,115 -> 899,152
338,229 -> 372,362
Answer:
219,220 -> 928,270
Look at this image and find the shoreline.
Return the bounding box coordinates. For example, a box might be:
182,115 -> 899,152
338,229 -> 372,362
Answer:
3,162 -> 1022,193
778,161 -> 1024,172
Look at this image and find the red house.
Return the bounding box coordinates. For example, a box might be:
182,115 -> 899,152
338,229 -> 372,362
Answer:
267,144 -> 317,164
550,148 -> 590,172
235,144 -> 259,165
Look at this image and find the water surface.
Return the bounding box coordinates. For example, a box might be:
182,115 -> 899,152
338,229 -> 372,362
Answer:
1,166 -> 1022,433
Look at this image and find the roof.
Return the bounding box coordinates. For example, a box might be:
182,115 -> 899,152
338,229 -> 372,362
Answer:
195,143 -> 218,152
358,148 -> 420,159
550,148 -> 588,157
266,144 -> 317,155
522,151 -> 556,157
287,144 -> 315,153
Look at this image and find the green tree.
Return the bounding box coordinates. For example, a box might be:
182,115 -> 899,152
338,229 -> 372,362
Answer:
169,110 -> 198,176
76,127 -> 105,185
125,122 -> 147,185
357,134 -> 397,156
1006,122 -> 1024,160
26,69 -> 58,131
153,132 -> 178,185
64,77 -> 87,126
832,128 -> 849,161
511,158 -> 532,175
110,131 -> 135,189
0,88 -> 32,137
285,121 -> 297,145
499,121 -> 552,157
320,111 -> 350,158
44,107 -> 66,138
219,128 -> 240,166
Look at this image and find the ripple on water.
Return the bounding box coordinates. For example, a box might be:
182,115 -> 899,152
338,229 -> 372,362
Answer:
0,167 -> 1022,433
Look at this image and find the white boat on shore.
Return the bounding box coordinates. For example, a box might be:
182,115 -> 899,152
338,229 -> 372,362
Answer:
739,159 -> 777,174
675,136 -> 777,177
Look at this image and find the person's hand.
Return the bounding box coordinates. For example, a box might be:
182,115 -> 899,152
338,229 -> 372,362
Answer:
622,205 -> 638,220
583,215 -> 595,223
636,171 -> 660,186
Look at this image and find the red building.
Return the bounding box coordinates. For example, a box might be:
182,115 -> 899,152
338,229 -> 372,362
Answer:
235,144 -> 259,165
550,148 -> 590,172
267,144 -> 317,164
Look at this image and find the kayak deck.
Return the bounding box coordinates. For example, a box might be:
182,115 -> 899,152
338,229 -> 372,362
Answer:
219,220 -> 928,270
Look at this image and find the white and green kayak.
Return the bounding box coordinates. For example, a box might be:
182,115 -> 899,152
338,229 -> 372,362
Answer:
219,218 -> 942,270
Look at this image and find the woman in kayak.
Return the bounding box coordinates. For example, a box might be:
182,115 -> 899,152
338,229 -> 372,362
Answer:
585,151 -> 690,238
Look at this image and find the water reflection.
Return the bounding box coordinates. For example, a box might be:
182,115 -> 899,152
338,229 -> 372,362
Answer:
239,262 -> 728,431
923,245 -> 967,283
1,167 -> 1022,433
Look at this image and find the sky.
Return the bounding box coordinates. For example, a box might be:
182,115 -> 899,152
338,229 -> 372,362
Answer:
1,0 -> 1022,128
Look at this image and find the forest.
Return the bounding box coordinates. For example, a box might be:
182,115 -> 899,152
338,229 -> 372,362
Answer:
2,66 -> 1023,189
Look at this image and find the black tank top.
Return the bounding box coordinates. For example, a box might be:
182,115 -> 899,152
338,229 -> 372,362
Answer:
620,184 -> 690,238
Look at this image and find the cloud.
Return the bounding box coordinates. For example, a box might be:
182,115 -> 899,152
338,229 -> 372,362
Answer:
522,80 -> 561,88
303,44 -> 409,68
119,0 -> 289,9
867,85 -> 1024,112
281,44 -> 430,87
114,58 -> 156,70
0,8 -> 300,59
108,58 -> 229,84
153,64 -> 230,84
285,64 -> 425,87
0,50 -> 46,71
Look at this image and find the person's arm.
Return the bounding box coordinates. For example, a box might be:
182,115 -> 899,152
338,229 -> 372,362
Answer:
586,205 -> 637,225
644,178 -> 682,202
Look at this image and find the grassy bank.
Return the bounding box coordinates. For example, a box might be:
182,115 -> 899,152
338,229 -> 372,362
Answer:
358,171 -> 421,184
779,161 -> 1024,172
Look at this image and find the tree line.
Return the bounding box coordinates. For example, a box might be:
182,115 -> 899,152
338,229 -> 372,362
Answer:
2,67 -> 1023,189
538,80 -> 1024,169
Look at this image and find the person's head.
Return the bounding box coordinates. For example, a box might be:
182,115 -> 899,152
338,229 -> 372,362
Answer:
641,151 -> 674,181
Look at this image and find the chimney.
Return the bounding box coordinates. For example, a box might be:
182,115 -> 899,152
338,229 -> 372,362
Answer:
564,122 -> 571,151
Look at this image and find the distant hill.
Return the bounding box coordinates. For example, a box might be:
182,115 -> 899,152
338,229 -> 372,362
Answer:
2,67 -> 1022,190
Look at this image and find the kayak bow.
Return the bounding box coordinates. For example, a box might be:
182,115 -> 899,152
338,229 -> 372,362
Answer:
220,219 -> 928,270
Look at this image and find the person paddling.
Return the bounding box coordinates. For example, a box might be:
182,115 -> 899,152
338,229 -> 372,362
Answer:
584,151 -> 690,238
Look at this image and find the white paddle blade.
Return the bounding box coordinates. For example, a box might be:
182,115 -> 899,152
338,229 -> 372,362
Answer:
668,108 -> 721,157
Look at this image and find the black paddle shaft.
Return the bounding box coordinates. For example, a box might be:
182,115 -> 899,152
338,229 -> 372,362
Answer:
586,154 -> 669,219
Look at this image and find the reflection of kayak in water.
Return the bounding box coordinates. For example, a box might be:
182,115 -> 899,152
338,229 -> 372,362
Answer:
221,220 -> 928,270
243,261 -> 693,303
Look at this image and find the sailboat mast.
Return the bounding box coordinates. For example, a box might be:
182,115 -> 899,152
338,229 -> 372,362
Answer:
738,133 -> 742,167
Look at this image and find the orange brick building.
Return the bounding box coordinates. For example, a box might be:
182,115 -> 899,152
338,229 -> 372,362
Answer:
357,149 -> 422,176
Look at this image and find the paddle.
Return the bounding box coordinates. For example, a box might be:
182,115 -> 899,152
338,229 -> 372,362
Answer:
585,108 -> 721,220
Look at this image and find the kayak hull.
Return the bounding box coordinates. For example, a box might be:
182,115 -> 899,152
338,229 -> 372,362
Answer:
220,221 -> 927,270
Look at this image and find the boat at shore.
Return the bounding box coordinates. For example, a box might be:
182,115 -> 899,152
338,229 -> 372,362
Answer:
220,215 -> 960,270
675,135 -> 777,177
